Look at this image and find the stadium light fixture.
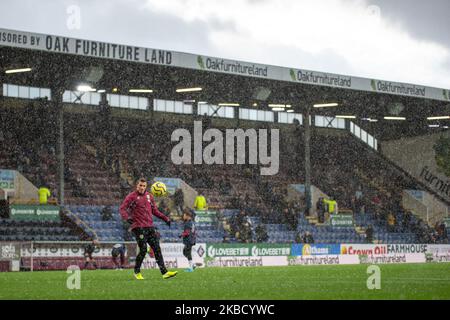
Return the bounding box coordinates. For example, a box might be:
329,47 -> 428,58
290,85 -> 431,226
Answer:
272,108 -> 285,112
384,116 -> 406,121
335,115 -> 356,119
362,118 -> 378,122
77,85 -> 96,92
176,87 -> 203,93
428,124 -> 440,128
198,101 -> 208,105
112,88 -> 118,93
286,110 -> 294,113
252,103 -> 258,107
427,116 -> 450,120
129,89 -> 153,93
313,103 -> 339,108
97,89 -> 106,93
269,104 -> 292,108
218,103 -> 240,107
5,67 -> 32,74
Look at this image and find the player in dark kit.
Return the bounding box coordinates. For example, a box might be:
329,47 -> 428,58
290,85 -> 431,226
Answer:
120,178 -> 178,280
180,209 -> 197,272
111,243 -> 126,270
83,240 -> 98,270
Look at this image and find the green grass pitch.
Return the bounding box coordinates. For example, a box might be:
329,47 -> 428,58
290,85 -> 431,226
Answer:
0,264 -> 449,300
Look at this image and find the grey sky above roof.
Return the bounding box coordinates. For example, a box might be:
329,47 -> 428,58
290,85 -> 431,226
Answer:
0,0 -> 449,89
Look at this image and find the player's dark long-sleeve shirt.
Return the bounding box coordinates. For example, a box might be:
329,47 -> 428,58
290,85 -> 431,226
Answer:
181,220 -> 196,245
119,191 -> 169,230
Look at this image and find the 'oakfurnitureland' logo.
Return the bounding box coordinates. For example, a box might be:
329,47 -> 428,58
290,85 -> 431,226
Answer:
198,56 -> 268,77
371,80 -> 426,97
290,69 -> 351,88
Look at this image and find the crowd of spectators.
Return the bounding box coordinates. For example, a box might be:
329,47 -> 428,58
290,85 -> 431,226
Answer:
1,98 -> 449,245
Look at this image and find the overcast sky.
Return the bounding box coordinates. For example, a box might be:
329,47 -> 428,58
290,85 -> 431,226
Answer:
1,0 -> 449,88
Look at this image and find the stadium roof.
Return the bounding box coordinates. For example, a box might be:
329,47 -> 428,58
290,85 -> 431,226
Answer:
1,28 -> 449,140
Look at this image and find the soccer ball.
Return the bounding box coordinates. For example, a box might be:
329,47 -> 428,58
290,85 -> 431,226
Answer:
150,181 -> 167,197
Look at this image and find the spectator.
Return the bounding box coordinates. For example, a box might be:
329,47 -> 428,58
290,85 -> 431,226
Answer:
173,188 -> 184,216
255,224 -> 269,242
387,213 -> 396,232
194,192 -> 207,211
38,185 -> 51,205
101,205 -> 113,221
366,225 -> 374,243
302,232 -> 314,244
316,197 -> 325,223
294,231 -> 302,244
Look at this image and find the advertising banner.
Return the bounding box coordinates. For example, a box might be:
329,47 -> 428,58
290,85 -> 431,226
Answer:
20,243 -> 113,258
205,256 -> 264,268
143,243 -> 206,269
386,244 -> 428,254
0,243 -> 20,260
330,215 -> 354,227
1,28 -> 448,102
159,243 -> 206,260
287,255 -> 360,266
10,205 -> 60,221
194,211 -> 217,224
340,244 -> 388,255
206,243 -> 291,258
291,244 -> 341,256
359,253 -> 426,264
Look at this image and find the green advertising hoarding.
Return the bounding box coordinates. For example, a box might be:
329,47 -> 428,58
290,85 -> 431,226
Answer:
330,214 -> 354,227
10,205 -> 60,222
206,243 -> 291,257
195,210 -> 217,224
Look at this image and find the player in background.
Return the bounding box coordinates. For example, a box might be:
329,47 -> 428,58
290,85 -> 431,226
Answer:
83,240 -> 99,270
120,178 -> 178,280
111,243 -> 126,270
180,209 -> 197,272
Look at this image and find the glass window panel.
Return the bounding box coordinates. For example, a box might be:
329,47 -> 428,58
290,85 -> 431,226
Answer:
90,93 -> 100,105
29,87 -> 40,99
7,84 -> 18,97
139,97 -> 148,110
361,129 -> 367,143
18,86 -> 29,98
41,88 -> 51,100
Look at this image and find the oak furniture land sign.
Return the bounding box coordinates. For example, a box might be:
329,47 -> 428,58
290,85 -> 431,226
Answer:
10,205 -> 60,222
1,28 -> 449,102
